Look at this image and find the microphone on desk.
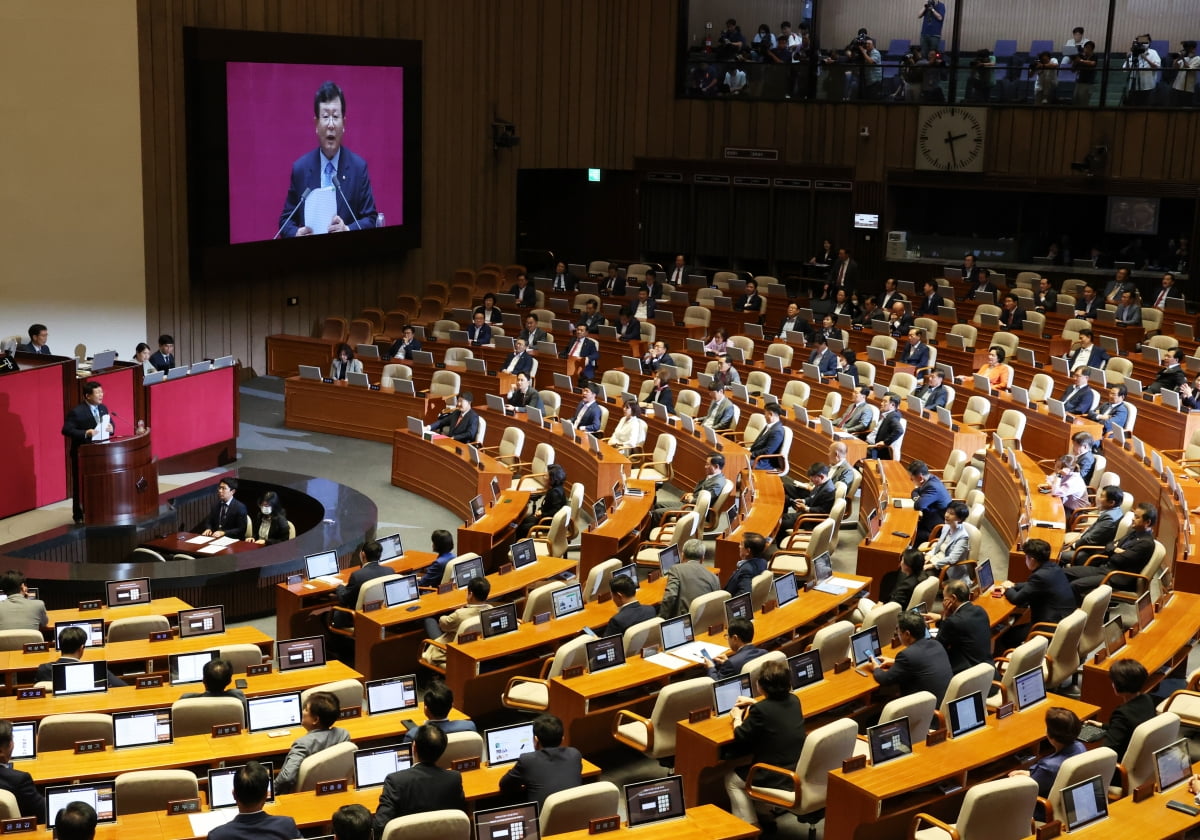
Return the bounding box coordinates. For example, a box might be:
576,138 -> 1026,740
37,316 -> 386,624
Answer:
331,176 -> 360,231
273,187 -> 312,239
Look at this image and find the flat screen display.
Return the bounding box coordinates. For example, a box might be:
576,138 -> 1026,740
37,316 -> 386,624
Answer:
947,692 -> 987,738
611,563 -> 638,590
277,636 -> 326,671
624,776 -> 686,828
510,538 -> 538,569
378,534 -> 404,562
113,709 -> 173,749
177,606 -> 225,638
54,620 -> 104,649
454,556 -> 486,589
51,661 -> 108,696
713,674 -> 751,716
208,762 -> 275,809
788,650 -> 823,689
46,782 -> 116,827
11,722 -> 35,760
867,718 -> 912,765
354,744 -> 412,788
247,693 -> 303,733
723,593 -> 753,626
383,575 -> 419,608
586,635 -> 626,673
305,550 -> 339,579
774,572 -> 799,607
1013,667 -> 1046,711
480,603 -> 519,639
1154,738 -> 1192,792
853,212 -> 880,229
1062,775 -> 1107,831
551,584 -> 585,619
485,722 -> 534,767
657,544 -> 680,573
850,626 -> 882,666
474,803 -> 540,840
366,674 -> 418,714
106,578 -> 151,607
170,650 -> 219,685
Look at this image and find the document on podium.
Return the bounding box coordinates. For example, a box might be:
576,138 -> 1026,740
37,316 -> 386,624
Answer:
92,415 -> 111,442
304,186 -> 337,234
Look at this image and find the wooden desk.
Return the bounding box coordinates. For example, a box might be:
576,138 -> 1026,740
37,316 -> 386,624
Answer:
284,376 -> 440,443
1018,779 -> 1200,840
142,533 -> 261,558
543,805 -> 757,840
458,490 -> 530,571
716,471 -> 787,581
579,481 -> 655,577
46,598 -> 193,627
856,462 -> 920,599
390,429 -> 512,524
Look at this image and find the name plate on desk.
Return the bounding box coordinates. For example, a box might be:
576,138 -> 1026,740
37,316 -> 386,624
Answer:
148,630 -> 172,642
562,665 -> 585,680
78,599 -> 102,611
1127,625 -> 1139,640
588,817 -> 621,835
646,570 -> 661,584
925,728 -> 947,747
136,675 -> 164,689
0,819 -> 36,834
833,657 -> 852,674
458,631 -> 481,644
16,688 -> 44,700
498,563 -> 514,575
247,663 -> 272,677
842,755 -> 867,774
533,612 -> 551,625
451,757 -> 480,772
363,600 -> 383,613
688,707 -> 713,724
338,706 -> 362,720
212,723 -> 242,738
707,623 -> 725,637
438,582 -> 454,594
995,702 -> 1015,719
22,642 -> 47,654
1035,820 -> 1062,840
316,779 -> 349,796
761,599 -> 777,614
74,739 -> 105,754
597,591 -> 613,604
168,799 -> 201,816
1133,779 -> 1156,803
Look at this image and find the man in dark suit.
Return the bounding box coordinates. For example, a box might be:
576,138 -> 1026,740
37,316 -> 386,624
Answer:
782,462 -> 835,532
736,280 -> 764,316
706,618 -> 767,679
807,337 -> 839,379
387,325 -> 422,360
908,461 -> 951,545
1060,485 -> 1122,566
654,455 -> 729,529
579,300 -> 606,334
278,82 -> 376,236
631,287 -> 657,321
373,725 -> 467,834
401,682 -> 477,742
17,323 -> 51,355
1060,369 -> 1098,416
1091,660 -> 1157,762
1034,277 -> 1058,313
702,384 -> 736,430
932,580 -> 992,674
466,312 -> 492,346
180,658 -> 247,705
777,302 -> 804,339
498,714 -> 582,807
517,316 -> 549,349
866,394 -> 904,460
52,802 -> 96,840
509,273 -> 537,307
0,720 -> 44,822
61,381 -> 114,524
35,626 -> 125,687
641,340 -> 670,374
916,280 -> 945,316
499,339 -> 534,376
1149,272 -> 1185,309
966,266 -> 1000,300
616,310 -> 641,342
600,266 -> 626,296
828,248 -> 859,293
1073,284 -> 1102,320
333,541 -> 392,624
148,334 -> 175,372
568,386 -> 603,433
879,278 -> 906,313
1065,328 -> 1108,372
1090,384 -> 1130,436
561,324 -> 600,380
549,261 -> 576,293
724,533 -> 769,598
960,254 -> 981,287
1145,348 -> 1187,395
749,403 -> 785,470
913,370 -> 949,412
429,392 -> 480,443
999,293 -> 1028,330
1065,502 -> 1157,601
640,272 -> 664,302
601,575 -> 656,637
666,254 -> 690,288
900,328 -> 931,369
199,477 -> 249,540
866,611 -> 954,705
505,372 -> 543,413
887,301 -> 914,336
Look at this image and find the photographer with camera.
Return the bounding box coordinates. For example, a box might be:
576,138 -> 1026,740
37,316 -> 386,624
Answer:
900,45 -> 924,102
966,48 -> 995,102
1031,50 -> 1059,104
1123,34 -> 1161,106
1071,41 -> 1098,104
847,34 -> 882,101
1171,41 -> 1199,107
917,1 -> 945,58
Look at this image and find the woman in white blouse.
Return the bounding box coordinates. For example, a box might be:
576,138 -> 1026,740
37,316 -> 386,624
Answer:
608,400 -> 648,454
1047,454 -> 1088,516
134,342 -> 156,374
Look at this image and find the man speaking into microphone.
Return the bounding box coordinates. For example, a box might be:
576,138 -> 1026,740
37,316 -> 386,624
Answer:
278,81 -> 377,236
61,382 -> 114,525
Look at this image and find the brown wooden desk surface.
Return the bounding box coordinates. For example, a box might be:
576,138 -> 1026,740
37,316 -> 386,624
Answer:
143,533 -> 261,557
1018,777 -> 1200,840
46,597 -> 193,626
579,480 -> 656,577
717,470 -> 787,581
390,430 -> 512,524
544,805 -> 757,840
457,489 -> 530,571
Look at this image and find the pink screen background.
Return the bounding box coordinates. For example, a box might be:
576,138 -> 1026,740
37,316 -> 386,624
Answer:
226,63 -> 405,244
0,366 -> 68,517
85,366 -> 135,432
148,367 -> 236,460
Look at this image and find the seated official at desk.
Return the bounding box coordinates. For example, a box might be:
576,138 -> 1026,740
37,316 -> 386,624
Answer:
332,805 -> 371,840
909,460 -> 950,545
248,491 -> 291,545
1060,369 -> 1099,417
418,530 -> 456,589
1060,484 -> 1121,565
837,386 -> 874,438
958,345 -> 1012,391
642,369 -> 675,413
916,279 -> 945,316
516,463 -> 567,539
723,659 -> 807,831
560,324 -> 600,381
180,657 -> 246,705
642,340 -> 670,375
864,611 -> 953,706
274,691 -> 353,794
498,713 -> 583,808
781,461 -> 834,532
706,327 -> 730,355
0,720 -> 44,823
1008,707 -> 1086,815
500,339 -> 535,377
923,501 -> 971,580
467,312 -> 493,347
1145,347 -> 1187,395
474,293 -> 504,325
149,334 -> 175,372
517,315 -> 548,349
702,383 -> 735,431
18,323 -> 51,355
1034,277 -> 1058,312
999,293 -> 1028,330
705,618 -> 766,680
652,452 -> 727,528
855,548 -> 929,620
1046,455 -> 1088,516
912,369 -> 949,411
504,371 -> 542,412
659,539 -> 721,619
601,575 -> 656,637
931,579 -> 992,674
865,393 -> 904,460
616,309 -> 640,342
998,538 -> 1074,647
1074,284 -> 1102,321
402,681 -> 476,742
1064,502 -> 1157,602
331,343 -> 363,381
600,265 -> 625,297
608,400 -> 648,454
0,569 -> 48,632
134,342 -> 156,375
567,384 -> 603,433
199,477 -> 250,540
1180,373 -> 1200,410
807,335 -> 838,379
509,273 -> 536,308
1113,290 -> 1143,327
579,300 -> 606,334
211,760 -> 300,840
55,802 -> 96,840
1065,328 -> 1108,371
373,724 -> 467,834
900,328 -> 931,369
429,391 -> 480,443
725,533 -> 769,598
387,324 -> 422,361
334,540 -> 391,627
749,403 -> 785,469
423,577 -> 492,667
36,625 -> 126,687
1083,659 -> 1156,763
632,287 -> 657,322
1089,384 -> 1130,437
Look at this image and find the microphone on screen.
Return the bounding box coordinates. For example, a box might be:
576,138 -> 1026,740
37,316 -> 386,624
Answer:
273,187 -> 313,239
331,175 -> 361,231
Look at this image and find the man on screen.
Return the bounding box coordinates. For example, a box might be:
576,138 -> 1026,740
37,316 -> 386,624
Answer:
279,81 -> 377,236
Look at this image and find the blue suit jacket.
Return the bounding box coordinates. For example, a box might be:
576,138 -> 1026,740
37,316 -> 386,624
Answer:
570,401 -> 603,433
467,323 -> 493,345
913,476 -> 951,538
1061,384 -> 1096,415
560,336 -> 599,379
279,147 -> 377,236
750,422 -> 785,468
501,351 -> 533,375
617,318 -> 641,342
901,342 -> 931,368
810,349 -> 838,377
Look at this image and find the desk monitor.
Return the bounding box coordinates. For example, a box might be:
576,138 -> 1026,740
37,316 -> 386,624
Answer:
586,634 -> 626,673
454,555 -> 486,589
657,544 -> 680,573
1102,617 -> 1125,657
178,606 -> 225,638
1136,591 -> 1154,633
51,661 -> 108,696
525,405 -> 545,427
485,721 -> 535,767
304,550 -> 340,580
278,636 -> 326,672
947,692 -> 987,739
411,350 -> 435,366
611,563 -> 638,590
378,533 -> 404,562
247,692 -> 302,733
46,781 -> 116,827
1062,775 -> 1107,832
976,558 -> 994,591
166,366 -> 188,381
622,356 -> 643,375
481,603 -> 519,639
973,373 -> 992,393
592,499 -> 608,528
510,538 -> 538,569
624,775 -> 686,828
113,708 -> 172,749
354,743 -> 413,789
774,572 -> 799,607
1013,666 -> 1046,711
366,674 -> 419,715
551,584 -> 584,619
1010,385 -> 1030,407
54,619 -> 104,649
612,480 -> 625,504
448,330 -> 470,345
714,673 -> 752,716
812,551 -> 834,584
490,477 -> 502,504
169,649 -> 219,685
724,593 -> 753,626
383,575 -> 419,608
866,508 -> 882,541
1154,738 -> 1192,792
208,762 -> 275,809
474,803 -> 541,840
788,650 -> 823,690
298,364 -> 323,381
347,371 -> 370,388
867,717 -> 912,765
105,577 -> 151,607
8,721 -> 34,762
849,626 -> 882,667
393,380 -> 416,397
486,393 -> 507,414
1046,397 -> 1066,419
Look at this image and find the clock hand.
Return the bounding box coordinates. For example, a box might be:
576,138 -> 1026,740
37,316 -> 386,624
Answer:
947,132 -> 968,142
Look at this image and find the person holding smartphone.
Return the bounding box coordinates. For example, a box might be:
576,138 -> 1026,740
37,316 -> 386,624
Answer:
863,611 -> 953,705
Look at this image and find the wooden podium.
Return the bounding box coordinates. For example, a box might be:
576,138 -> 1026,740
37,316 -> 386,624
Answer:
79,431 -> 159,525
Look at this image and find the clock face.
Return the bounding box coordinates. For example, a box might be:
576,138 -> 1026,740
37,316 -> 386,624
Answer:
915,107 -> 987,172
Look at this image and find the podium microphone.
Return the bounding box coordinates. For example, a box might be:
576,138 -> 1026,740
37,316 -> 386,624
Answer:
273,187 -> 312,239
331,176 -> 360,231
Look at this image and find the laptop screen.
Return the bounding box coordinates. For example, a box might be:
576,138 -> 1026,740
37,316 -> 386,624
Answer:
713,673 -> 751,716
383,575 -> 420,608
613,481 -> 625,503
774,572 -> 799,607
305,550 -> 340,579
106,578 -> 151,607
586,635 -> 626,673
177,606 -> 225,638
976,558 -> 994,591
485,722 -> 535,767
378,534 -> 404,562
247,693 -> 302,733
54,620 -> 104,649
490,477 -> 502,503
46,782 -> 117,827
52,661 -> 108,695
724,593 -> 753,626
1062,775 -> 1107,832
812,552 -> 833,582
474,803 -> 541,840
592,500 -> 608,527
277,636 -> 326,671
208,762 -> 275,809
366,674 -> 418,714
624,776 -> 686,828
611,563 -> 638,590
480,603 -> 519,639
867,717 -> 913,766
1136,591 -> 1154,632
1154,738 -> 1192,791
947,692 -> 987,738
469,495 -> 486,523
354,743 -> 413,788
510,538 -> 538,569
1103,617 -> 1125,657
657,544 -> 680,573
170,649 -> 218,685
551,584 -> 585,619
113,709 -> 172,749
850,626 -> 882,666
10,721 -> 35,761
454,556 -> 486,589
788,650 -> 823,689
659,615 -> 695,652
1013,667 -> 1046,711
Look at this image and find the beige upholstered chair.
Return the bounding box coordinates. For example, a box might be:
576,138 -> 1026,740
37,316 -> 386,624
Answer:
612,677 -> 712,760
1029,608 -> 1085,689
0,629 -> 42,651
502,635 -> 591,712
379,810 -> 471,840
809,620 -> 853,668
1041,748 -> 1117,824
480,425 -> 524,465
936,662 -> 996,727
511,442 -> 555,492
107,615 -> 170,643
294,741 -> 358,792
540,782 -> 622,835
582,559 -> 622,603
988,636 -> 1048,709
380,364 -> 412,388
300,679 -> 364,711
1112,713 -> 1180,797
170,698 -> 245,737
218,644 -> 265,673
0,790 -> 20,819
621,617 -> 664,657
37,713 -> 114,751
115,770 -> 200,815
909,775 -> 1038,840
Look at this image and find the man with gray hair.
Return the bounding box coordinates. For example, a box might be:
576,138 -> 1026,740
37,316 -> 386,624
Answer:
658,539 -> 720,619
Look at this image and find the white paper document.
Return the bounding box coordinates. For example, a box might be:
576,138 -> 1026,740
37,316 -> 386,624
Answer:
92,414 -> 111,442
197,545 -> 227,555
185,535 -> 214,545
210,536 -> 237,547
642,652 -> 692,671
304,185 -> 337,234
188,811 -> 236,836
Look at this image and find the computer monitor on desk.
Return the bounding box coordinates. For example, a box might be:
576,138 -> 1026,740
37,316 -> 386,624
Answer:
485,722 -> 535,767
480,603 -> 519,639
170,650 -> 218,685
551,583 -> 584,619
383,575 -> 419,608
624,776 -> 686,828
474,803 -> 541,840
788,649 -> 823,689
55,619 -> 104,649
354,744 -> 412,789
713,673 -> 752,716
850,626 -> 882,667
774,572 -> 799,607
1013,667 -> 1046,711
106,578 -> 151,607
247,693 -> 302,733
208,762 -> 275,809
453,556 -> 486,588
177,606 -> 225,638
366,674 -> 418,714
378,533 -> 404,561
1062,775 -> 1107,832
586,634 -> 625,673
947,692 -> 987,739
113,709 -> 172,749
304,550 -> 340,580
46,782 -> 117,828
277,635 -> 326,672
867,717 -> 912,765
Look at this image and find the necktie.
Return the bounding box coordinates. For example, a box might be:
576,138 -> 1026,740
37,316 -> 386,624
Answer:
91,405 -> 100,424
324,160 -> 335,187
219,503 -> 228,527
571,339 -> 582,357
674,268 -> 682,284
556,275 -> 564,291
838,261 -> 847,284
1156,290 -> 1167,307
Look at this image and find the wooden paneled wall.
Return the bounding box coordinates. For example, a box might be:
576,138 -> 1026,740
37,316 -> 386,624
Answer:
138,0 -> 1200,376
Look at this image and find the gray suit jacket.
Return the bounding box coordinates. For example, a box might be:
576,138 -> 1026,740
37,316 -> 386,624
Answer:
659,561 -> 721,618
274,726 -> 353,794
703,397 -> 735,430
840,402 -> 873,434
